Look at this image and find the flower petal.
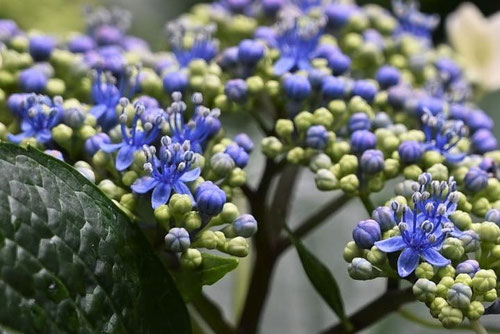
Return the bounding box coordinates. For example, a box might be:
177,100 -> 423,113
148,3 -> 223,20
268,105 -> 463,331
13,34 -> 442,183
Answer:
397,248 -> 420,277
100,142 -> 124,153
115,145 -> 135,171
131,177 -> 159,194
298,59 -> 313,72
36,130 -> 52,144
421,248 -> 451,267
152,183 -> 172,209
90,105 -> 107,118
8,132 -> 29,144
173,182 -> 194,198
179,167 -> 201,182
274,57 -> 296,76
444,151 -> 466,163
374,236 -> 406,253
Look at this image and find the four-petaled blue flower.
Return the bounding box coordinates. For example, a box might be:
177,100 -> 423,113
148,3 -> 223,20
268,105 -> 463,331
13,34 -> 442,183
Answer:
392,0 -> 439,42
374,173 -> 459,277
131,137 -> 201,209
8,94 -> 63,145
101,100 -> 163,171
421,110 -> 468,163
273,15 -> 325,75
166,92 -> 221,153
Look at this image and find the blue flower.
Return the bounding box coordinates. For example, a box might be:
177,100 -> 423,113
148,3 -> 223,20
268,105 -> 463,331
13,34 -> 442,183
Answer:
375,174 -> 459,277
392,0 -> 439,42
84,6 -> 131,46
166,92 -> 221,153
351,130 -> 377,154
225,144 -> 249,167
273,16 -> 325,75
29,35 -> 56,61
68,34 -> 96,53
360,149 -> 385,174
90,70 -> 138,131
421,111 -> 468,163
0,19 -> 19,42
101,101 -> 163,171
196,181 -> 227,216
8,94 -> 63,145
376,66 -> 401,88
325,3 -> 357,29
353,219 -> 381,249
348,113 -> 371,133
85,133 -> 111,156
225,79 -> 248,103
464,167 -> 489,193
19,68 -> 48,93
472,129 -> 497,154
399,140 -> 424,164
238,39 -> 265,66
131,137 -> 201,209
283,74 -> 312,101
306,125 -> 330,149
234,133 -> 254,152
166,21 -> 218,68
84,46 -> 127,75
163,71 -> 189,94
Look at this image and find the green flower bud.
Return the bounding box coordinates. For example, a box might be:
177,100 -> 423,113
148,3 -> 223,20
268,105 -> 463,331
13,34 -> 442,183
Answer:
348,257 -> 376,280
442,238 -> 464,261
368,174 -> 385,193
484,289 -> 497,302
154,205 -> 171,229
196,230 -> 218,249
228,168 -> 247,187
478,221 -> 500,243
74,161 -> 95,183
430,297 -> 448,318
367,246 -> 386,266
340,174 -> 359,194
426,163 -> 448,181
328,141 -> 351,161
403,165 -> 423,180
287,147 -> 306,164
399,130 -> 425,142
485,178 -> 500,202
383,158 -> 400,179
214,231 -> 226,248
437,277 -> 455,299
342,32 -> 364,54
348,96 -> 372,115
343,241 -> 363,262
413,278 -> 437,303
328,100 -> 347,116
169,194 -> 193,217
437,265 -> 456,279
180,249 -> 203,269
438,306 -> 463,328
449,210 -> 472,230
447,283 -> 472,309
219,203 -> 240,225
492,245 -> 500,259
46,78 -> 65,96
313,107 -> 334,127
184,211 -> 202,231
452,166 -> 469,184
339,154 -> 358,176
455,273 -> 472,286
119,193 -> 136,212
261,136 -> 283,158
210,152 -> 235,177
415,262 -> 435,280
214,94 -> 230,111
458,192 -> 473,212
315,169 -> 338,191
380,136 -> 400,154
225,236 -> 249,257
422,151 -> 445,168
472,269 -> 497,293
472,198 -> 492,218
121,170 -> 138,187
275,119 -> 295,138
265,80 -> 280,96
10,35 -> 29,52
51,124 -> 73,148
246,76 -> 264,94
466,301 -> 485,320
294,111 -> 314,133
310,154 -> 332,172
98,179 -> 123,200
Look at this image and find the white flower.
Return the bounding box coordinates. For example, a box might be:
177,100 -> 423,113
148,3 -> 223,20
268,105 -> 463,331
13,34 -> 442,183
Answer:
446,3 -> 500,91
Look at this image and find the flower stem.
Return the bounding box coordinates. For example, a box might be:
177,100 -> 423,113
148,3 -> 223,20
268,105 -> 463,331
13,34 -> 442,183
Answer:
359,193 -> 375,215
471,320 -> 489,334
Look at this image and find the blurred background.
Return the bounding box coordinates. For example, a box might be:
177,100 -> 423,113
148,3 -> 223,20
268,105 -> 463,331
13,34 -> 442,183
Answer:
2,0 -> 500,333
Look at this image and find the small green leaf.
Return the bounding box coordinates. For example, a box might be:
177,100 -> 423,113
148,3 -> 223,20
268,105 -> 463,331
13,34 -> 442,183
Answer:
0,143 -> 191,334
286,227 -> 352,331
172,253 -> 239,301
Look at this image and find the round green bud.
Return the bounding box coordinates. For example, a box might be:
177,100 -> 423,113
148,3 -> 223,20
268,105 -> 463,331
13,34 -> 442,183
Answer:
442,238 -> 464,261
484,288 -> 498,302
213,94 -> 230,111
287,147 -> 306,165
472,270 -> 497,293
380,136 -> 400,154
426,163 -> 449,181
367,246 -> 386,266
422,151 -> 445,168
449,210 -> 472,230
348,96 -> 371,115
265,80 -> 280,96
275,119 -> 295,138
343,241 -> 364,262
383,158 -> 400,179
346,13 -> 369,32
184,211 -> 202,231
52,124 -> 73,147
180,248 -> 203,269
455,274 -> 472,287
98,180 -> 121,200
437,276 -> 455,299
415,262 -> 435,280
154,205 -> 171,229
466,301 -> 485,320
310,154 -> 332,172
457,192 -> 473,212
437,265 -> 456,279
121,170 -> 138,187
368,175 -> 385,193
328,100 -> 347,116
430,297 -> 448,318
348,257 -> 376,280
246,76 -> 264,94
219,203 -> 240,224
313,108 -> 334,127
261,136 -> 283,158
438,306 -> 463,328
403,165 -> 423,180
342,32 -> 364,54
119,193 -> 136,212
213,231 -> 226,248
226,237 -> 249,257
228,168 -> 247,187
478,221 -> 500,243
294,111 -> 314,133
46,78 -> 65,96
340,174 -> 359,194
315,169 -> 339,191
452,166 -> 469,184
77,125 -> 96,141
413,278 -> 437,303
485,178 -> 500,202
203,74 -> 222,97
447,283 -> 472,309
328,141 -> 351,161
339,154 -> 358,176
491,245 -> 500,259
472,198 -> 492,218
169,194 -> 193,217
197,230 -> 218,249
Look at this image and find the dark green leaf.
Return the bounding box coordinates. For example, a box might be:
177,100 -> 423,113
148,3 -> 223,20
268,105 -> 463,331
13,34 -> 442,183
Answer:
286,227 -> 352,331
0,143 -> 191,334
172,253 -> 238,301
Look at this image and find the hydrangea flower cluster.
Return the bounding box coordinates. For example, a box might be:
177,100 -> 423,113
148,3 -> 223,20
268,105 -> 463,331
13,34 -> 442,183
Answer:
2,0 -> 500,332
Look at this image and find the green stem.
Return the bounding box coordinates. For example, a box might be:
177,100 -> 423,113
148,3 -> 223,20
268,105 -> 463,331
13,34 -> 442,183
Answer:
471,320 -> 489,334
359,193 -> 375,215
191,293 -> 235,334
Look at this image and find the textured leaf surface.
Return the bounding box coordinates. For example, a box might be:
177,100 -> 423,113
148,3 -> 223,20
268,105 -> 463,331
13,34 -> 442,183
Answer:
172,253 -> 238,301
0,143 -> 191,334
287,228 -> 352,331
